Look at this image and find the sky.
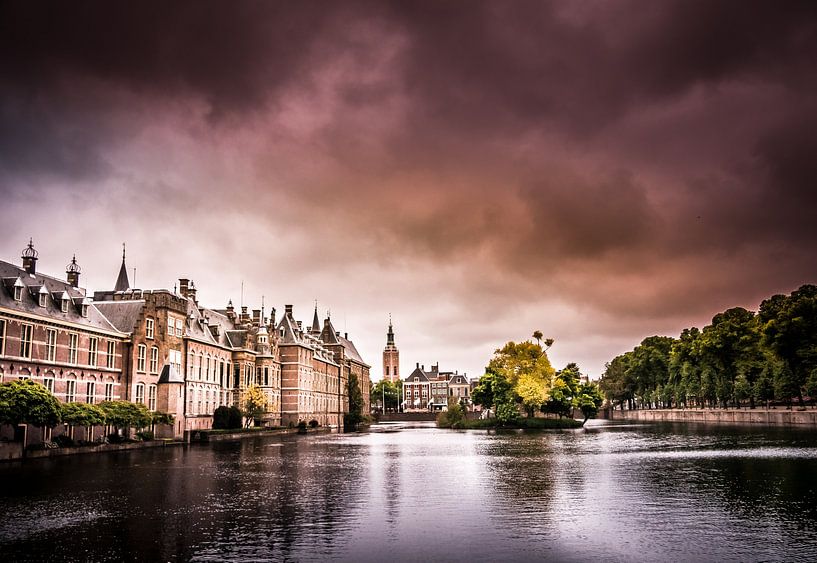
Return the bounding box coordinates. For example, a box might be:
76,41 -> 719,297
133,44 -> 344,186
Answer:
2,1 -> 817,381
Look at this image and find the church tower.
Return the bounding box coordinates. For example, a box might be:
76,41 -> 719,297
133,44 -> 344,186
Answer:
383,316 -> 400,383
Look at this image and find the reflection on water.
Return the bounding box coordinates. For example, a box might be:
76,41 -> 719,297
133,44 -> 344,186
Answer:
2,421 -> 817,561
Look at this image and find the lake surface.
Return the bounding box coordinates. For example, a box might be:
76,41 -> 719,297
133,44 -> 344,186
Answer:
2,420 -> 817,562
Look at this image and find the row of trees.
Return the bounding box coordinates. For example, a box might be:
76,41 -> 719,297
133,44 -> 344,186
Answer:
599,284 -> 817,409
370,379 -> 402,412
470,334 -> 604,424
0,379 -> 173,440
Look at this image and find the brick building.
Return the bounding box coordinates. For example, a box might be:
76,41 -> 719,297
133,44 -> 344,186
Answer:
1,241 -> 371,443
402,362 -> 470,412
0,241 -> 129,444
382,317 -> 399,383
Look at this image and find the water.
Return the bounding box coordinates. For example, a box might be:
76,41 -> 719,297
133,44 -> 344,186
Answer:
2,420 -> 817,562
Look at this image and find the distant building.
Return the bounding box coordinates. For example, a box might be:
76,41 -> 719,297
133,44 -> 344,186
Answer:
402,362 -> 470,412
382,317 -> 399,383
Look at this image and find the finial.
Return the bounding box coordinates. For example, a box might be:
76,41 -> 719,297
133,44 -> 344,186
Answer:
65,254 -> 81,273
21,238 -> 38,258
122,242 -> 126,262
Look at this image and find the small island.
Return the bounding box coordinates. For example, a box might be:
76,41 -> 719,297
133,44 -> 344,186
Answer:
437,332 -> 602,430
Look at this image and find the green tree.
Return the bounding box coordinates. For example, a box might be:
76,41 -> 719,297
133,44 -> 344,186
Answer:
243,384 -> 267,427
0,379 -> 61,431
345,372 -> 365,431
629,336 -> 674,408
760,285 -> 817,407
575,381 -> 604,424
212,405 -> 230,429
98,401 -> 152,433
371,379 -> 401,412
60,402 -> 105,439
543,363 -> 581,418
599,353 -> 635,410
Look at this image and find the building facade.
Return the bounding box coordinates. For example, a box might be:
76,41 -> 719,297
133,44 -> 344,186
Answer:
1,242 -> 129,444
1,241 -> 371,443
402,362 -> 471,412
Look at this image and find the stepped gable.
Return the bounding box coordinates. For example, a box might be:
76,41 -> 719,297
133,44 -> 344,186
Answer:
1,259 -> 121,334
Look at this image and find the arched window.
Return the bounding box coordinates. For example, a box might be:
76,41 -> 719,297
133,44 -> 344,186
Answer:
137,344 -> 146,372
86,377 -> 96,404
66,374 -> 77,403
135,383 -> 145,404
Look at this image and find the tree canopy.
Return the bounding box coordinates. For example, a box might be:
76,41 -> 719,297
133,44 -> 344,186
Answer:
0,379 -> 61,428
243,384 -> 267,427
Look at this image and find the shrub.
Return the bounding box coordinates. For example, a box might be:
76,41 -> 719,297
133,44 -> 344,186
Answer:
53,434 -> 75,448
107,432 -> 123,444
308,419 -> 319,428
297,420 -> 307,431
136,431 -> 154,441
227,405 -> 243,429
212,406 -> 231,429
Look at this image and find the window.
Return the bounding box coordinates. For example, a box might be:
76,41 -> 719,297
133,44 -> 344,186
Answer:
0,318 -> 5,356
13,285 -> 22,301
137,344 -> 146,372
107,341 -> 116,368
88,337 -> 98,366
39,291 -> 47,307
206,357 -> 211,381
414,377 -> 419,382
46,329 -> 57,362
61,296 -> 69,313
43,375 -> 54,393
135,383 -> 145,404
20,324 -> 33,359
169,349 -> 181,374
395,366 -> 398,376
81,303 -> 88,318
148,385 -> 156,410
68,333 -> 78,364
66,379 -> 76,403
145,318 -> 154,339
175,319 -> 183,337
104,382 -> 114,401
386,366 -> 390,376
167,316 -> 174,335
87,381 -> 96,404
150,346 -> 159,374
198,355 -> 203,379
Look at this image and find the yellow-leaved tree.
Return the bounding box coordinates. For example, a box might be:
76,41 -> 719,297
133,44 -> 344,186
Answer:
243,384 -> 268,428
487,339 -> 555,418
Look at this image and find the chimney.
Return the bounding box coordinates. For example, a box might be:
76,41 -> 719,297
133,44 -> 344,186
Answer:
285,304 -> 293,316
416,362 -> 419,368
21,238 -> 38,275
66,255 -> 81,288
252,309 -> 261,326
269,307 -> 276,326
240,306 -> 249,324
178,279 -> 190,298
344,332 -> 348,339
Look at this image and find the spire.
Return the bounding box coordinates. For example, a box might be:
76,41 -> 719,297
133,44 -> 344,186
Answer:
387,314 -> 395,345
114,242 -> 130,291
311,301 -> 321,334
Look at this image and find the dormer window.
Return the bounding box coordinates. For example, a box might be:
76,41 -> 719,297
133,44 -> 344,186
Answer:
61,296 -> 69,313
81,303 -> 89,318
39,292 -> 47,307
13,285 -> 22,301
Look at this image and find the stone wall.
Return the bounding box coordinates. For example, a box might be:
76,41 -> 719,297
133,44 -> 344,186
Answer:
610,408 -> 817,426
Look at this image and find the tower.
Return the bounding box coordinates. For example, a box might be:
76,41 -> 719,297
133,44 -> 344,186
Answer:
383,315 -> 399,383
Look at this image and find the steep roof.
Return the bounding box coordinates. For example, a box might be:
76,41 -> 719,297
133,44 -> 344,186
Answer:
114,259 -> 129,292
405,366 -> 430,383
310,307 -> 321,334
157,363 -> 184,384
0,260 -> 124,335
338,334 -> 369,368
92,300 -> 145,333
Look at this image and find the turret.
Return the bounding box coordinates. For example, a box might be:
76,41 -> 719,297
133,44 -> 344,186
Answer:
66,254 -> 81,287
21,238 -> 38,275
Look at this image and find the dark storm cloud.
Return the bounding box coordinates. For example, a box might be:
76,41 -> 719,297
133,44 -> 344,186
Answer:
2,0 -> 817,376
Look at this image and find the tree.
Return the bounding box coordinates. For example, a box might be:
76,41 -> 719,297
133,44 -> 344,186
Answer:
60,402 -> 105,439
760,285 -> 817,407
345,373 -> 365,431
228,405 -> 243,429
599,353 -> 635,410
371,380 -> 401,412
575,381 -> 604,424
532,330 -> 543,346
98,401 -> 152,433
487,339 -> 555,418
544,363 -> 581,418
151,411 -> 175,426
471,369 -> 511,416
243,384 -> 268,427
0,379 -> 61,431
212,405 -> 231,429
